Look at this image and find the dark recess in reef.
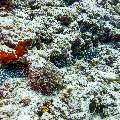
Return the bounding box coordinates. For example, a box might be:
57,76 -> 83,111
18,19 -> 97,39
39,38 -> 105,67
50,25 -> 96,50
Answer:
89,97 -> 107,119
56,15 -> 72,26
49,50 -> 70,68
64,0 -> 77,6
0,61 -> 29,85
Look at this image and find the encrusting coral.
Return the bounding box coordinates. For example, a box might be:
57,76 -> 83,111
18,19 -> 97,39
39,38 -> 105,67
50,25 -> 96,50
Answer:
28,64 -> 63,95
0,39 -> 32,64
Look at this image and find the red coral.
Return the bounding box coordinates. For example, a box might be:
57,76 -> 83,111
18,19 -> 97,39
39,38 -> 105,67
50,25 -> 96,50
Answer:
15,39 -> 32,57
0,39 -> 32,64
0,50 -> 17,64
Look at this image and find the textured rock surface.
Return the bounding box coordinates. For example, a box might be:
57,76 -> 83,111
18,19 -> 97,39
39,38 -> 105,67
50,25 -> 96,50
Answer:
0,0 -> 120,120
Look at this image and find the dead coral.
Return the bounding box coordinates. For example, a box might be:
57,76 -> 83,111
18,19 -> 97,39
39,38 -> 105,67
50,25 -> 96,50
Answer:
28,64 -> 63,95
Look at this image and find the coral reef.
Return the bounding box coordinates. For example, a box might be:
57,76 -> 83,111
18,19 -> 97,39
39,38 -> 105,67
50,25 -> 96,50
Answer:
0,0 -> 120,119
